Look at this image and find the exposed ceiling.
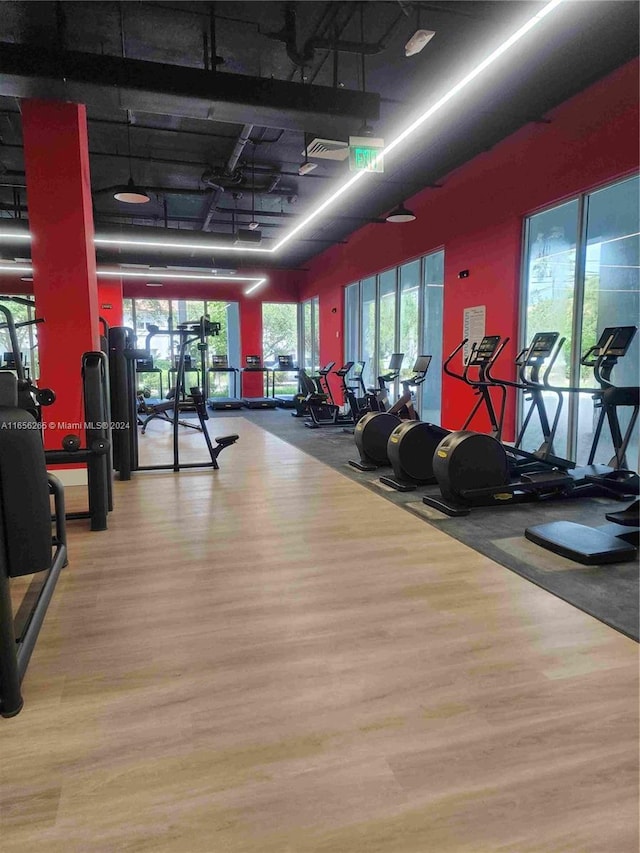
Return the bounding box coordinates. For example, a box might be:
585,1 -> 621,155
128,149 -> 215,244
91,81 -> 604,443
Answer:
0,0 -> 638,275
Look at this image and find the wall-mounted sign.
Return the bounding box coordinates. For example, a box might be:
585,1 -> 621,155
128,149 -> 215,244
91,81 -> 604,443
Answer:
463,305 -> 486,363
348,136 -> 385,173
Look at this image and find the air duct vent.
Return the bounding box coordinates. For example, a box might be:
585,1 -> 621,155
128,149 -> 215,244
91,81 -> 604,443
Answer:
302,138 -> 349,161
235,229 -> 263,245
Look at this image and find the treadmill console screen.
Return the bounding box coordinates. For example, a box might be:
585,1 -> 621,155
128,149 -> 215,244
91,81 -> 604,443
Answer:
245,355 -> 261,367
413,355 -> 432,374
211,355 -> 228,367
596,326 -> 637,357
277,355 -> 295,369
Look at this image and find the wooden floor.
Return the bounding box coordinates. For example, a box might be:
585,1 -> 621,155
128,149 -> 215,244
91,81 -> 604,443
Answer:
1,418 -> 638,852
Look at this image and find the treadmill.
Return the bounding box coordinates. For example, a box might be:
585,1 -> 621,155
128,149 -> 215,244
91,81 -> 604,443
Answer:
241,355 -> 277,409
272,354 -> 299,408
207,354 -> 242,410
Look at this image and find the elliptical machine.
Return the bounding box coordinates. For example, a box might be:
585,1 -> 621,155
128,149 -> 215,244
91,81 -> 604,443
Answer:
349,355 -> 431,472
423,325 -> 638,516
379,336 -> 508,491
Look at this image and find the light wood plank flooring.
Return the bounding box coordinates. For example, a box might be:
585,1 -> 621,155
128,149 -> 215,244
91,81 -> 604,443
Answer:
1,417 -> 638,852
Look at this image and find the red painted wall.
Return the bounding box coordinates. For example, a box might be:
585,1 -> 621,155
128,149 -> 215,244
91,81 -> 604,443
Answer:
97,278 -> 123,331
300,59 -> 640,436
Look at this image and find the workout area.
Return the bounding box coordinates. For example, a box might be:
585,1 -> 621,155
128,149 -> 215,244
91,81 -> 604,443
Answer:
0,2 -> 638,850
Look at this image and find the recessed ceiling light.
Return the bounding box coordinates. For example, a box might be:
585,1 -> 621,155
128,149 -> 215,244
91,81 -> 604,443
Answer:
146,281 -> 163,287
20,276 -> 34,282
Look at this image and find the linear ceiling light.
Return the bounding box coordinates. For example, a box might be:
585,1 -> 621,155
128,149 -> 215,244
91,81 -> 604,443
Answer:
0,233 -> 31,241
0,264 -> 33,273
97,268 -> 268,295
93,236 -> 270,253
0,264 -> 267,295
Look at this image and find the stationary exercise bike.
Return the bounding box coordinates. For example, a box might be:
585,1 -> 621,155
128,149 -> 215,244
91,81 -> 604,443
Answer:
305,361 -> 366,428
291,362 -> 336,418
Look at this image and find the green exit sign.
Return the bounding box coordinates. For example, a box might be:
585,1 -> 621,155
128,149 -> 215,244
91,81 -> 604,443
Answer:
349,136 -> 384,173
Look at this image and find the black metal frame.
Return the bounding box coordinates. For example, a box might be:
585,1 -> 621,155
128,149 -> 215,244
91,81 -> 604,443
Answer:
0,474 -> 67,717
44,352 -> 113,531
109,319 -> 238,476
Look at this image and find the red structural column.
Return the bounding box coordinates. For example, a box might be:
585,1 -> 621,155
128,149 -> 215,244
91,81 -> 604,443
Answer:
239,296 -> 264,397
22,100 -> 99,449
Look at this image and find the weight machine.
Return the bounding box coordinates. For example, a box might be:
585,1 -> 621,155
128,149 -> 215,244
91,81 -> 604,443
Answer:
109,317 -> 238,476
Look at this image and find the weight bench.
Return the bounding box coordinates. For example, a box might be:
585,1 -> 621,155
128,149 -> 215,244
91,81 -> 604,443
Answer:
137,394 -> 202,435
211,432 -> 240,464
187,387 -> 239,468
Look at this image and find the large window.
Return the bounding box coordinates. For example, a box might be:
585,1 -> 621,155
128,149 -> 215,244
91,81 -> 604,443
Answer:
378,269 -> 397,383
360,276 -> 377,387
343,250 -> 445,422
521,174 -> 639,465
262,302 -> 299,396
124,298 -> 240,399
300,295 -> 320,372
422,252 -> 444,423
0,297 -> 39,380
399,260 -> 420,384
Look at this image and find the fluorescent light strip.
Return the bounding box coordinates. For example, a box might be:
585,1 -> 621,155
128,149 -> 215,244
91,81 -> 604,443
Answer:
0,233 -> 32,241
0,265 -> 267,295
272,0 -> 565,252
0,1 -> 565,261
97,269 -> 259,282
94,236 -> 272,254
97,268 -> 268,295
0,264 -> 33,273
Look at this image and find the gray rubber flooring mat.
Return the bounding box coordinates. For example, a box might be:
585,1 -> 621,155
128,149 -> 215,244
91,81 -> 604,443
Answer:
211,408 -> 639,641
